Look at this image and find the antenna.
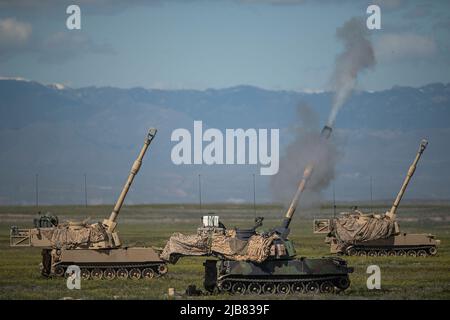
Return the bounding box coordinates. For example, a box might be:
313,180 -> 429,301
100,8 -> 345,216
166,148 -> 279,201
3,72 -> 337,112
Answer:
84,173 -> 88,208
198,174 -> 202,213
35,174 -> 39,208
370,175 -> 373,209
252,173 -> 256,220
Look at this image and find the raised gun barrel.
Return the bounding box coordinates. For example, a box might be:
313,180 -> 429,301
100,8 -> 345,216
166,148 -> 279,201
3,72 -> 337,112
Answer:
278,125 -> 332,238
386,139 -> 428,220
104,128 -> 157,232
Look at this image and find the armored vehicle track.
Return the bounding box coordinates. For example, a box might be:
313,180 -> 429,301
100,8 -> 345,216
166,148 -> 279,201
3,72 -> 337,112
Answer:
345,245 -> 437,257
217,275 -> 350,295
53,262 -> 168,280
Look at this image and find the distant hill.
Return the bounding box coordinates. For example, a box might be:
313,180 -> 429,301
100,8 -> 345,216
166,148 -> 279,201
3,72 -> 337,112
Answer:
0,79 -> 449,205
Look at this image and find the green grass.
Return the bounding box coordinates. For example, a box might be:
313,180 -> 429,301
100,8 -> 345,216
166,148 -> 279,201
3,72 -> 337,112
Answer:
0,204 -> 449,300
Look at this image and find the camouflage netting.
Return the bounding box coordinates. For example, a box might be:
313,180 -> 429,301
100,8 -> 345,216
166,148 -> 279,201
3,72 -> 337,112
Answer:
161,228 -> 279,264
40,222 -> 108,249
332,211 -> 397,250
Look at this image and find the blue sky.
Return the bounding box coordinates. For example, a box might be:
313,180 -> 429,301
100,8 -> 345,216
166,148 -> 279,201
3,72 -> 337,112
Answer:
1,1 -> 450,205
1,0 -> 449,90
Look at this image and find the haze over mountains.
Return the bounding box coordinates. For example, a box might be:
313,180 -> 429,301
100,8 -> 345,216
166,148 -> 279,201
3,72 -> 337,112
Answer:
0,79 -> 449,206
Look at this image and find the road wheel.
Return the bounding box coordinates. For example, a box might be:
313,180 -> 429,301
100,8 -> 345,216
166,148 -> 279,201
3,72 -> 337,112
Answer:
158,264 -> 168,275
387,250 -> 396,257
116,268 -> 128,279
357,251 -> 367,257
305,281 -> 319,293
291,282 -> 304,294
129,268 -> 141,280
368,251 -> 377,257
417,250 -> 427,257
247,283 -> 262,295
336,277 -> 350,290
347,248 -> 357,256
378,250 -> 387,257
104,268 -> 116,280
142,268 -> 155,279
320,281 -> 334,293
429,247 -> 437,256
91,268 -> 103,280
220,280 -> 232,292
397,250 -> 406,257
277,283 -> 290,295
80,269 -> 90,280
54,266 -> 65,277
231,282 -> 246,295
262,283 -> 276,295
407,250 -> 417,257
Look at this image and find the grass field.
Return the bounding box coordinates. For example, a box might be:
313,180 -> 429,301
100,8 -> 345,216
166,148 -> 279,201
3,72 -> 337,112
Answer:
0,203 -> 449,300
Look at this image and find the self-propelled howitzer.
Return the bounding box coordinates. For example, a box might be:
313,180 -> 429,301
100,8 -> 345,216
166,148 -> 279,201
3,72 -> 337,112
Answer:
202,125 -> 354,295
314,139 -> 441,257
10,129 -> 168,279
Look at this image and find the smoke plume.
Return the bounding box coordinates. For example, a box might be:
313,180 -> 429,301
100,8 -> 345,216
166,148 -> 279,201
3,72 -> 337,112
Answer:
271,18 -> 374,210
328,17 -> 376,127
271,103 -> 341,209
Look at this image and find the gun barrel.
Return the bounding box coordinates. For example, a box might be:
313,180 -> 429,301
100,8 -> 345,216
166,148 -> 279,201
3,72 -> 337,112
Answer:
105,128 -> 157,232
281,126 -> 332,232
284,164 -> 313,220
386,139 -> 428,220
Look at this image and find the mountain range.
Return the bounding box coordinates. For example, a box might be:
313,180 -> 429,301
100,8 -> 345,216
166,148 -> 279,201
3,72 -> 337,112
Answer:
0,79 -> 449,206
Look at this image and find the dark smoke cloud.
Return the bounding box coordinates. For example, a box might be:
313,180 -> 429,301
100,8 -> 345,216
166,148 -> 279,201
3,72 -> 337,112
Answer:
328,17 -> 376,127
271,103 -> 341,209
271,18 -> 374,210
